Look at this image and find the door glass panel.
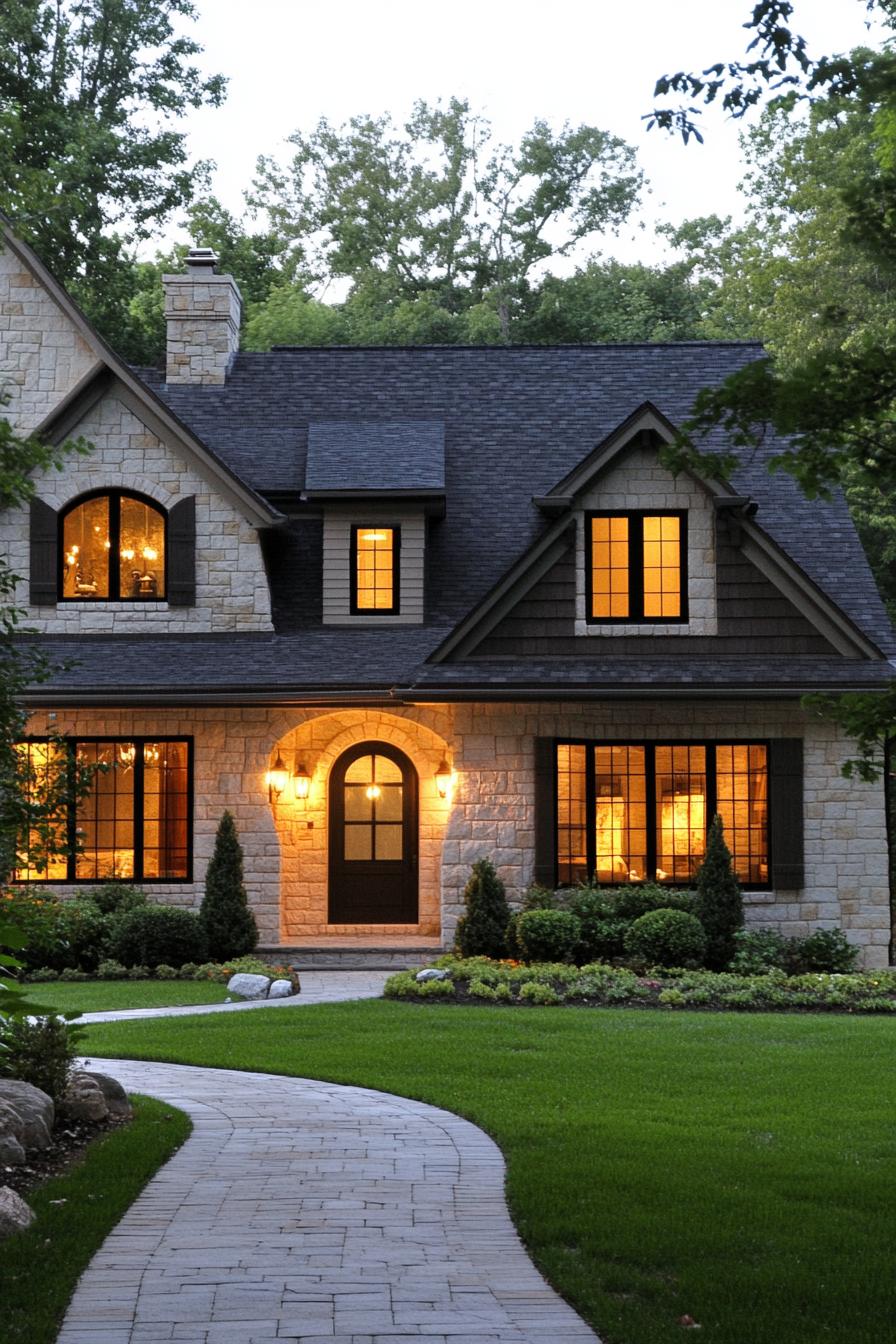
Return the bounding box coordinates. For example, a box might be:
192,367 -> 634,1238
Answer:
344,785 -> 372,821
344,825 -> 373,861
376,824 -> 403,860
344,754 -> 374,784
376,785 -> 403,821
374,755 -> 402,783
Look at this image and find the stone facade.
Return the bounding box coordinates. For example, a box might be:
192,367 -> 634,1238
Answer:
22,699 -> 892,968
574,441 -> 718,636
0,244 -> 97,431
163,263 -> 241,386
0,390 -> 273,633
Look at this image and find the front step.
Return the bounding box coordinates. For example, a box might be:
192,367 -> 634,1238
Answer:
257,943 -> 445,971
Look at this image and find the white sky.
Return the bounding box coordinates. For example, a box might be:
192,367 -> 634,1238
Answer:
163,0 -> 885,270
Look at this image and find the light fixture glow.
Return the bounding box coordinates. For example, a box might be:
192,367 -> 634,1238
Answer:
435,758 -> 453,800
360,531 -> 388,542
142,546 -> 158,562
120,547 -> 135,561
365,783 -> 381,800
293,762 -> 311,800
267,752 -> 288,801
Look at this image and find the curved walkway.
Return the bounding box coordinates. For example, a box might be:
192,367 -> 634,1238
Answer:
58,1059 -> 599,1344
74,971 -> 393,1023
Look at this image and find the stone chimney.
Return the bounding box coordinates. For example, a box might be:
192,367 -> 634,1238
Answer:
163,247 -> 242,385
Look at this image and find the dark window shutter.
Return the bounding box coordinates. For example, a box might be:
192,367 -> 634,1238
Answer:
533,737 -> 557,888
167,497 -> 196,606
30,497 -> 58,605
769,738 -> 804,889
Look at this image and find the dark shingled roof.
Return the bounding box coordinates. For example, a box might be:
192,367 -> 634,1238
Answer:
33,342 -> 892,700
305,420 -> 445,493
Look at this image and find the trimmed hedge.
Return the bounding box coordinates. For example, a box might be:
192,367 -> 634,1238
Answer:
623,908 -> 707,968
110,905 -> 207,969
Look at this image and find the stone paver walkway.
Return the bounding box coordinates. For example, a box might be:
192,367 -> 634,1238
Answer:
57,1059 -> 599,1344
75,971 -> 392,1024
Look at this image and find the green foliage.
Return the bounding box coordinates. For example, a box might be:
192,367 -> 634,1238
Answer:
110,904 -> 206,969
83,883 -> 147,916
0,0 -> 226,354
515,909 -> 582,965
800,927 -> 860,973
0,1012 -> 81,1105
454,858 -> 511,959
1,893 -> 115,972
199,811 -> 258,961
518,980 -> 561,1006
693,815 -> 744,969
623,908 -> 708,968
730,927 -> 797,976
610,881 -> 696,921
96,959 -> 129,981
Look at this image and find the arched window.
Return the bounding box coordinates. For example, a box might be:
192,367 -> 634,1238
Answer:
60,491 -> 167,600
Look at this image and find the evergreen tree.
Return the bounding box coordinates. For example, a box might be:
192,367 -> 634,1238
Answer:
454,858 -> 511,959
200,811 -> 258,961
693,815 -> 744,970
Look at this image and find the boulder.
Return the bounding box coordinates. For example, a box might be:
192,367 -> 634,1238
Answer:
227,972 -> 271,999
0,1098 -> 25,1144
62,1074 -> 109,1124
415,968 -> 450,982
82,1071 -> 132,1118
267,979 -> 295,999
0,1186 -> 34,1239
0,1080 -> 54,1149
0,1132 -> 25,1166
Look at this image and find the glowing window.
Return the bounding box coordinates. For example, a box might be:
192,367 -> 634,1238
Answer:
553,741 -> 768,887
342,751 -> 404,861
588,512 -> 686,623
61,492 -> 166,600
351,525 -> 399,613
13,738 -> 191,882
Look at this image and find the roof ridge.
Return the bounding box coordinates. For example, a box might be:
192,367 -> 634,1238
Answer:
263,340 -> 765,353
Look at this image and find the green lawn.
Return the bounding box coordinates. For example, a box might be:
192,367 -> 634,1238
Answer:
82,1000 -> 896,1344
2,1095 -> 191,1344
29,979 -> 233,1014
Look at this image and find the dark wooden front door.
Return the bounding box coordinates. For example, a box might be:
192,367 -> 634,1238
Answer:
328,742 -> 418,923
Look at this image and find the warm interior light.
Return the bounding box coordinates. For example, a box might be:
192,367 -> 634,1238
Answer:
360,531 -> 388,542
120,547 -> 135,561
142,546 -> 158,562
293,762 -> 311,800
365,783 -> 381,800
267,752 -> 288,800
435,758 -> 453,800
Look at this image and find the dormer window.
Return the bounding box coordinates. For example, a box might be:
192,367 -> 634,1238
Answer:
60,491 -> 166,600
587,510 -> 687,623
351,525 -> 400,614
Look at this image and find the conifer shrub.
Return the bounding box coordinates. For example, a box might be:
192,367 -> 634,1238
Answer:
623,907 -> 708,968
454,858 -> 511,959
199,811 -> 258,961
693,815 -> 744,970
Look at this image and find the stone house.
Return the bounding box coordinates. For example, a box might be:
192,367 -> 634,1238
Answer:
1,220 -> 894,966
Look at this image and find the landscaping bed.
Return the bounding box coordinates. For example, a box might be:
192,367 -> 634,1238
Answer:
386,955 -> 896,1012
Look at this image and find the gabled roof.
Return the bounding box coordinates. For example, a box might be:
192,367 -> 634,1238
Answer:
0,222 -> 281,529
305,421 -> 445,497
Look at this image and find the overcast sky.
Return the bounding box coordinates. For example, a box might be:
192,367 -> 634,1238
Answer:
166,0 -> 884,269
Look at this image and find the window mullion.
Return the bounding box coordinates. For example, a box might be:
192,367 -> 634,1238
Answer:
630,516 -> 644,620
645,744 -> 657,883
705,744 -> 718,846
134,739 -> 144,881
66,740 -> 77,882
586,744 -> 596,883
110,496 -> 121,600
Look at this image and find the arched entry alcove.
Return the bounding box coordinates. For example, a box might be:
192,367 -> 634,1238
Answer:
328,741 -> 418,923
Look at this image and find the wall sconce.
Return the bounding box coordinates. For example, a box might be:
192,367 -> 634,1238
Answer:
293,762 -> 311,800
267,752 -> 289,802
435,758 -> 453,800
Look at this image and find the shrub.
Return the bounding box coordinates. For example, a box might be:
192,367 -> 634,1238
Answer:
178,962 -> 199,979
83,883 -> 147,916
610,882 -> 695,921
693,815 -> 744,969
518,980 -> 561,1005
96,959 -> 128,980
516,909 -> 582,964
730,928 -> 796,976
154,963 -> 178,980
111,904 -> 207,969
0,1014 -> 80,1106
520,884 -> 559,911
454,858 -> 512,959
27,966 -> 59,982
127,964 -> 151,979
799,927 -> 859,973
624,908 -> 707,968
200,811 -> 258,961
2,893 -> 114,972
58,967 -> 88,981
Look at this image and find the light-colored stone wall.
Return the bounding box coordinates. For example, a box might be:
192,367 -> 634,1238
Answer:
163,270 -> 241,386
18,699 -> 891,967
0,391 -> 273,632
0,244 -> 97,430
574,442 -> 718,636
322,505 -> 426,625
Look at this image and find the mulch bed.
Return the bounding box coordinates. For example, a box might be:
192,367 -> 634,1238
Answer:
3,1111 -> 132,1201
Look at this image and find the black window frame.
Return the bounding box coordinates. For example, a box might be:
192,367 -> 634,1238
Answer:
15,735 -> 193,883
349,523 -> 401,616
585,509 -> 688,624
553,738 -> 771,889
58,489 -> 168,602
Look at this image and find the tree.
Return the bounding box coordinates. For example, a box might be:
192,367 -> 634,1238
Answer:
0,1 -> 226,348
693,816 -> 744,971
250,98 -> 643,341
454,858 -> 511,959
199,811 -> 258,961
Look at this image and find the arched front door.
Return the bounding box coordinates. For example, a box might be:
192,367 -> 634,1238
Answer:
328,742 -> 419,923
